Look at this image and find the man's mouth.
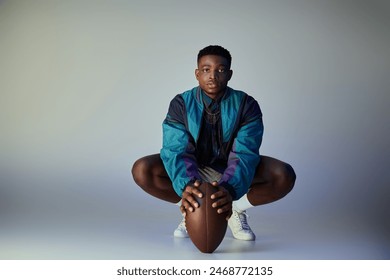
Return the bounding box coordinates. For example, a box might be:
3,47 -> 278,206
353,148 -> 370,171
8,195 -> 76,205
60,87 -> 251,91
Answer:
207,82 -> 217,87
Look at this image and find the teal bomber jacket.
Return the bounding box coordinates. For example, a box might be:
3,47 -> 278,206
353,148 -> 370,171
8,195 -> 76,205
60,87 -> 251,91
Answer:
160,86 -> 263,200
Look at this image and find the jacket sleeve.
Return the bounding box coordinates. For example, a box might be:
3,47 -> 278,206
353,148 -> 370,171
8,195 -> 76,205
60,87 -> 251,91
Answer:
160,95 -> 201,197
218,96 -> 263,200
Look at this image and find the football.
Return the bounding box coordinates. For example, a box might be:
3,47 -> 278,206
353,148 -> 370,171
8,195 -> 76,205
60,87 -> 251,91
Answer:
185,182 -> 228,253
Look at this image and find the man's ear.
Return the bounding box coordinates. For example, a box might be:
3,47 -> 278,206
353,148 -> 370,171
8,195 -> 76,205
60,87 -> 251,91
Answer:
195,69 -> 200,81
228,69 -> 233,81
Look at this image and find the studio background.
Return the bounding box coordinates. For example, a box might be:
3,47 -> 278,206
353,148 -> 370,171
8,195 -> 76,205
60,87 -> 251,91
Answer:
0,0 -> 389,259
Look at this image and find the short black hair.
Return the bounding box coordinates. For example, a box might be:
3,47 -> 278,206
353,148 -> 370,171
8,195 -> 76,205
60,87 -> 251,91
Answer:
197,45 -> 232,68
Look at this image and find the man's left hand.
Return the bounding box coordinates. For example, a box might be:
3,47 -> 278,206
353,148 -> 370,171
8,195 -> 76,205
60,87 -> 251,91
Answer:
210,181 -> 233,220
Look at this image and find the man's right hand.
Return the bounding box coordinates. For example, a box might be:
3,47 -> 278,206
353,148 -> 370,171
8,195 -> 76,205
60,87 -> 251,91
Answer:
180,180 -> 203,216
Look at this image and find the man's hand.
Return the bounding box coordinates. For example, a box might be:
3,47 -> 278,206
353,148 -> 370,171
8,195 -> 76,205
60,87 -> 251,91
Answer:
180,180 -> 203,216
210,181 -> 233,220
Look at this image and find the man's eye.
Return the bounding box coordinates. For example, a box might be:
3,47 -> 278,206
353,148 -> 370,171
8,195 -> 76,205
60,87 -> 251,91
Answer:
218,69 -> 226,73
202,68 -> 209,73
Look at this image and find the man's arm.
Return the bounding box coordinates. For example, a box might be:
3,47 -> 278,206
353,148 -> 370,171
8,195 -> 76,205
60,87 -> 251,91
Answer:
160,95 -> 201,197
218,96 -> 263,200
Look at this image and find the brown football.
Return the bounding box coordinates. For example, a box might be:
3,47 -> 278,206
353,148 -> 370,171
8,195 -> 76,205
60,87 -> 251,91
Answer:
185,182 -> 228,253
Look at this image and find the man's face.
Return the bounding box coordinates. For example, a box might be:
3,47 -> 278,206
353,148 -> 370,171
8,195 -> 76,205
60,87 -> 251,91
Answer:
195,55 -> 233,99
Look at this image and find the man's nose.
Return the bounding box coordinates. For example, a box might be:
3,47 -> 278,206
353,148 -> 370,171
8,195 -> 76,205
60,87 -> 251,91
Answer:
209,70 -> 217,79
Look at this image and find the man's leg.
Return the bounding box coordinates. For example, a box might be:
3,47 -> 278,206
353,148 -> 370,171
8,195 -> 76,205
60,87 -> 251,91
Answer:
131,154 -> 181,204
247,156 -> 296,206
229,156 -> 296,240
132,154 -> 189,237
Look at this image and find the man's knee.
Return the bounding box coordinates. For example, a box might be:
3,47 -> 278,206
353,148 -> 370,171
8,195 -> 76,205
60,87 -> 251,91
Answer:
131,158 -> 149,187
274,162 -> 296,195
285,163 -> 296,185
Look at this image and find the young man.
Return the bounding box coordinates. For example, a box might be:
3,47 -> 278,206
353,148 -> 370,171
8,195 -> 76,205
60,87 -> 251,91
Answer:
132,45 -> 296,241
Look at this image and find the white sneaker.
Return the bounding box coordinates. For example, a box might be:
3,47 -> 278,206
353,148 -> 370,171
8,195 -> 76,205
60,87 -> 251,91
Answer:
173,218 -> 189,238
228,210 -> 256,241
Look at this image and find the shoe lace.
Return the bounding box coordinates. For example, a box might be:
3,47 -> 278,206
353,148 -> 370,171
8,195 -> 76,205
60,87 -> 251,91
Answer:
178,219 -> 186,230
235,211 -> 250,231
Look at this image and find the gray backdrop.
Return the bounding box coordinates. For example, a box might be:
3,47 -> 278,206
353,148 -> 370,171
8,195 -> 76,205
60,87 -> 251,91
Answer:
0,0 -> 389,259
